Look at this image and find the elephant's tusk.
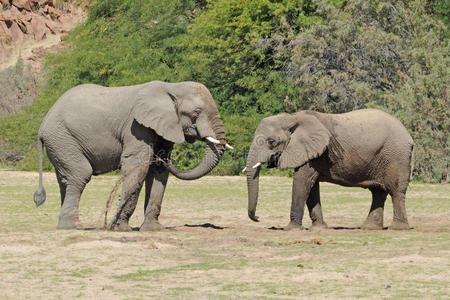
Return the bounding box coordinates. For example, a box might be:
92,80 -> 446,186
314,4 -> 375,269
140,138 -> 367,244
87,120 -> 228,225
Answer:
206,137 -> 221,144
206,137 -> 233,149
242,167 -> 247,172
252,162 -> 262,168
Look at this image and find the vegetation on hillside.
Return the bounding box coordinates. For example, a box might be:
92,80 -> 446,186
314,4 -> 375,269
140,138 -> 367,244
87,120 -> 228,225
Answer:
0,0 -> 448,182
0,58 -> 41,117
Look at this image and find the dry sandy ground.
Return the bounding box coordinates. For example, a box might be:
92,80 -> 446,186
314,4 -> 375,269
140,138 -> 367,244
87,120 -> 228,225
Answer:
0,170 -> 449,299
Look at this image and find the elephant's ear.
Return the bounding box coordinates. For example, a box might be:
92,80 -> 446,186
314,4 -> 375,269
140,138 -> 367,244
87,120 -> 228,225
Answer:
133,89 -> 185,143
279,113 -> 330,169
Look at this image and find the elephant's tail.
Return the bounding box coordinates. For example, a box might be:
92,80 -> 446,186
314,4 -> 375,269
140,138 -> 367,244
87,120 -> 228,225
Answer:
33,135 -> 46,207
409,143 -> 414,182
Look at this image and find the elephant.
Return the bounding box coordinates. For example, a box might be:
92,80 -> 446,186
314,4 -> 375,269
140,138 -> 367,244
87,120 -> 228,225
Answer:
245,109 -> 414,230
33,80 -> 232,231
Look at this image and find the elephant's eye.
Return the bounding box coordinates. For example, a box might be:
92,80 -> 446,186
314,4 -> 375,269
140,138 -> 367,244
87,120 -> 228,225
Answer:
193,108 -> 201,117
267,138 -> 277,148
189,108 -> 201,122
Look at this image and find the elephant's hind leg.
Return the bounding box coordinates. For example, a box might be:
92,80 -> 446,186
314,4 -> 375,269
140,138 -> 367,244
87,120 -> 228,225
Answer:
361,188 -> 387,230
55,170 -> 67,207
389,188 -> 410,230
386,164 -> 410,230
57,160 -> 93,229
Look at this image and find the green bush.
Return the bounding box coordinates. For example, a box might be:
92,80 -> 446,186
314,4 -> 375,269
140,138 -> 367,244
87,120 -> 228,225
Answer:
0,58 -> 40,117
180,0 -> 322,115
285,0 -> 449,182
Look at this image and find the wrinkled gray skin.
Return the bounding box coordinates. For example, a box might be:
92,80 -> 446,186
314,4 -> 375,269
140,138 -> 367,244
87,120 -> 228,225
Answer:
33,81 -> 227,231
246,109 -> 414,230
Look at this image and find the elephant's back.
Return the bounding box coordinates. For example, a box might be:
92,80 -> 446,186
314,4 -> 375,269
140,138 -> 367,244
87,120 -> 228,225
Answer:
54,83 -> 139,110
38,84 -> 140,159
324,109 -> 413,164
332,109 -> 412,142
42,81 -> 164,124
39,84 -> 139,134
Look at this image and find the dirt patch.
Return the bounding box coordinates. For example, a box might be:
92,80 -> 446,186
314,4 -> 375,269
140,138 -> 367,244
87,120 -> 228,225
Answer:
266,238 -> 329,246
0,170 -> 449,298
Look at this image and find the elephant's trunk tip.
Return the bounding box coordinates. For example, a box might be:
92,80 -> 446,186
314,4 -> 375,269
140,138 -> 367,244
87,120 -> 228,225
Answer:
248,210 -> 259,222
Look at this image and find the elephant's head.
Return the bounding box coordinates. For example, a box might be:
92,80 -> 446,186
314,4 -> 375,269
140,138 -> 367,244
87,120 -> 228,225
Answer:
133,81 -> 231,180
245,111 -> 331,221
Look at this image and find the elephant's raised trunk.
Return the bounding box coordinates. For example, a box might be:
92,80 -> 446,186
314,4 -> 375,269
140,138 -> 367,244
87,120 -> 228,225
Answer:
165,112 -> 226,180
246,144 -> 261,222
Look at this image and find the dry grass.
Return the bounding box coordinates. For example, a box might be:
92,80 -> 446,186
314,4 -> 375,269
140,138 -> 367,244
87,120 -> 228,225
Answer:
0,170 -> 449,299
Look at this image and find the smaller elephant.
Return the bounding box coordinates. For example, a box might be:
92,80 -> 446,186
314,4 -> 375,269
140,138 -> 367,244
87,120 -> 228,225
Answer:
245,109 -> 414,230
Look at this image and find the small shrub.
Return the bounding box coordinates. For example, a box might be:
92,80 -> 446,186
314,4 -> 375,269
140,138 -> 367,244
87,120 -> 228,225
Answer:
0,57 -> 41,117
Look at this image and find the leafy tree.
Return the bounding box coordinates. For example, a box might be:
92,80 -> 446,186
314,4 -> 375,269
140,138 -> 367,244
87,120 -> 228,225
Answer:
284,0 -> 449,181
180,0 -> 322,114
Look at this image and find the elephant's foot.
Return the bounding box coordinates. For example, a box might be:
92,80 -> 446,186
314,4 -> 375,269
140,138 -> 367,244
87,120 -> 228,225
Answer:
284,221 -> 305,231
311,221 -> 328,231
109,221 -> 132,232
57,216 -> 79,229
140,219 -> 165,231
361,219 -> 383,230
389,220 -> 410,230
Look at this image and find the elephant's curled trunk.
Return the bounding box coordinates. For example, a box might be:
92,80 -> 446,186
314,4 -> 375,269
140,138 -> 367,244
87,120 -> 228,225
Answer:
164,112 -> 226,180
164,142 -> 224,180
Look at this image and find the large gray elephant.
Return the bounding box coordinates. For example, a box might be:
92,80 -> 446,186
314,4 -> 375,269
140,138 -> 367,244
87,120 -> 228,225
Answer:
245,109 -> 414,230
33,81 -> 231,231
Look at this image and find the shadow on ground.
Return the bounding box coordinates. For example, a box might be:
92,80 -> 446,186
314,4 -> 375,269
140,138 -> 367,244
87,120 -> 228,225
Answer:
184,223 -> 226,230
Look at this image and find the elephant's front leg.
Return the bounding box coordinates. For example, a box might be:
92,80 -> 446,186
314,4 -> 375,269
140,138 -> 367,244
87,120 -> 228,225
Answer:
109,149 -> 151,231
140,164 -> 169,231
307,181 -> 328,229
286,164 -> 319,230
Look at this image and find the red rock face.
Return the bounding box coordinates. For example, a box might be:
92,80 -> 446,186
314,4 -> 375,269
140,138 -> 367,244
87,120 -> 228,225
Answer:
0,47 -> 12,61
43,5 -> 58,20
0,0 -> 84,64
12,0 -> 33,11
30,16 -> 45,40
0,0 -> 11,8
0,20 -> 12,42
9,21 -> 23,42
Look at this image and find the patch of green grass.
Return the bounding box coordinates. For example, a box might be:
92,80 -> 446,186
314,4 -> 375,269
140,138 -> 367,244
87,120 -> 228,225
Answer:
221,282 -> 302,296
164,287 -> 195,296
67,268 -> 97,278
113,259 -> 239,281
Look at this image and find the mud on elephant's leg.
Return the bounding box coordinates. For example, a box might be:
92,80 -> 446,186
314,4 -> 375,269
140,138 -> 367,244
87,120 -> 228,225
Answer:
307,181 -> 328,230
109,159 -> 150,232
285,165 -> 319,231
140,165 -> 169,231
361,188 -> 387,230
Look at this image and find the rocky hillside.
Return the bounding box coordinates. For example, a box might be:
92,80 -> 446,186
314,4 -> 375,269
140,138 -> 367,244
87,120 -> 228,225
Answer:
0,0 -> 85,70
0,0 -> 85,117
